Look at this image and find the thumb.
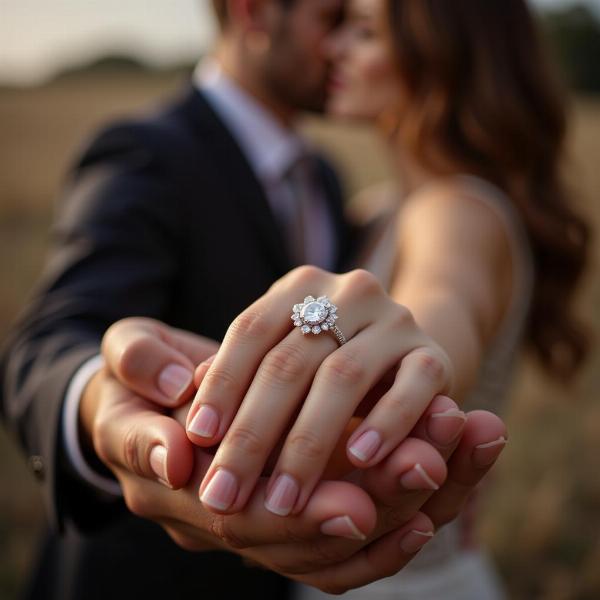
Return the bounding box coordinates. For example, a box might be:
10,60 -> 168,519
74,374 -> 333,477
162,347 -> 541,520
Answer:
102,317 -> 218,407
94,379 -> 195,489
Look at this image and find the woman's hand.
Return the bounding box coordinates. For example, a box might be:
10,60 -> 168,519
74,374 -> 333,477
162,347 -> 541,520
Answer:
185,266 -> 454,516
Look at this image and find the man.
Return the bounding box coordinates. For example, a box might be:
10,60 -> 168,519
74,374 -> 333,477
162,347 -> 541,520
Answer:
0,1 -> 507,598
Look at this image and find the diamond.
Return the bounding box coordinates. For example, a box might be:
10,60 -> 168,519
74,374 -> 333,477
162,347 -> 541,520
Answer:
312,326 -> 321,334
301,325 -> 311,334
321,323 -> 329,331
294,319 -> 302,327
317,296 -> 327,303
304,295 -> 315,304
293,304 -> 302,313
301,301 -> 327,324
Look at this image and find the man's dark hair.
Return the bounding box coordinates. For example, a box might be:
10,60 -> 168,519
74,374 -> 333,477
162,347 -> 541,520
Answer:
211,0 -> 295,29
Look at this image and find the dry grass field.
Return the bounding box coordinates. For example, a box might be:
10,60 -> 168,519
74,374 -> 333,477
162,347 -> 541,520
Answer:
0,70 -> 598,599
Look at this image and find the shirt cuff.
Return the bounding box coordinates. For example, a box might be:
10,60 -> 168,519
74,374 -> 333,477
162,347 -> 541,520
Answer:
62,354 -> 122,496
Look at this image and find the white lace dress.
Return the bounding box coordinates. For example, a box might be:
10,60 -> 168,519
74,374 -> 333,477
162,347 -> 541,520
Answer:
292,175 -> 534,600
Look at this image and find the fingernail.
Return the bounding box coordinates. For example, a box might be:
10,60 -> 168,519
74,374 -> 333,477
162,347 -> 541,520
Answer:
427,409 -> 466,446
149,445 -> 171,488
187,405 -> 220,438
320,515 -> 366,540
399,529 -> 434,553
158,364 -> 193,401
200,469 -> 238,511
348,430 -> 381,463
265,473 -> 299,516
399,463 -> 440,491
472,436 -> 507,468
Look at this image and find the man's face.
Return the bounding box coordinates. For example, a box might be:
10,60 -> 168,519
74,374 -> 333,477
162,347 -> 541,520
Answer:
261,0 -> 344,114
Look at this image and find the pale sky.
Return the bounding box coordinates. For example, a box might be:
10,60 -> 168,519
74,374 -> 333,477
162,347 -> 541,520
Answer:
0,0 -> 597,86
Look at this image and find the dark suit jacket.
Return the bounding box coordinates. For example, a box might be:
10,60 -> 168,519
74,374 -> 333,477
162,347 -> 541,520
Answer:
0,85 -> 358,599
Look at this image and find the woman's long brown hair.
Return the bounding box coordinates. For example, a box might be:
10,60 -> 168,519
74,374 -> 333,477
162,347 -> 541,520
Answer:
385,0 -> 591,380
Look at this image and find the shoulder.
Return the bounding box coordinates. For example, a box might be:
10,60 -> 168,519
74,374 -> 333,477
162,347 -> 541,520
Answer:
399,178 -> 514,264
75,88 -> 202,173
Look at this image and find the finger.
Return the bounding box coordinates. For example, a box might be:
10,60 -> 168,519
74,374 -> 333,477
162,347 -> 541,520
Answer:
186,267 -> 378,448
95,377 -> 194,488
261,318 -> 417,516
360,437 -> 447,508
195,273 -> 385,515
355,437 -> 447,538
294,512 -> 434,594
185,267 -> 327,444
102,318 -> 218,407
409,394 -> 467,459
345,345 -> 452,468
140,464 -> 378,549
422,410 -> 507,529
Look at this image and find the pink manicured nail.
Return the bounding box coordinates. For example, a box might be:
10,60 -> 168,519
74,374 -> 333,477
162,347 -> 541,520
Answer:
158,364 -> 193,401
399,529 -> 434,553
473,436 -> 507,467
265,474 -> 299,516
427,409 -> 467,446
149,445 -> 171,488
200,469 -> 238,511
187,405 -> 220,438
399,463 -> 440,491
348,430 -> 381,463
320,516 -> 366,540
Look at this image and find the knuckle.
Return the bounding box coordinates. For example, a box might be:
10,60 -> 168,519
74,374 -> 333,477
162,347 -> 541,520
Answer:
321,349 -> 366,387
390,303 -> 415,329
383,391 -> 421,424
260,344 -> 306,386
412,349 -> 450,385
202,367 -> 239,398
345,268 -> 383,297
287,265 -> 325,287
207,514 -> 245,549
116,335 -> 153,381
229,309 -> 270,341
286,429 -> 326,461
122,426 -> 145,478
223,425 -> 265,457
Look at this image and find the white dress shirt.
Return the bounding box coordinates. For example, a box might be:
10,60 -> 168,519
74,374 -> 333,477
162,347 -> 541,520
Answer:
63,58 -> 337,493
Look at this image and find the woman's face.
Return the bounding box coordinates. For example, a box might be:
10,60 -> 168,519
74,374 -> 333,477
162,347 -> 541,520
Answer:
326,0 -> 398,121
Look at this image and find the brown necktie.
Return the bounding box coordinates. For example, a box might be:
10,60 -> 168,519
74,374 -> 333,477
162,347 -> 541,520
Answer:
282,154 -> 315,267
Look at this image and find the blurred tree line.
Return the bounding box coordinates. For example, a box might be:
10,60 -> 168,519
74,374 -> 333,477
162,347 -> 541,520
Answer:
541,3 -> 600,93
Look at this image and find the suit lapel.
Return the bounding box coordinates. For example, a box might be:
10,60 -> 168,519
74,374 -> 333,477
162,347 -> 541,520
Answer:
182,87 -> 294,278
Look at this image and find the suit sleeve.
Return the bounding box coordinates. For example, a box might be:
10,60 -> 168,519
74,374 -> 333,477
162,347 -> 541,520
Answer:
0,122 -> 185,532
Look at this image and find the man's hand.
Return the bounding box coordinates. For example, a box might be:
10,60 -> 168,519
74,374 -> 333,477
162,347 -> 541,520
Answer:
81,317 -> 507,594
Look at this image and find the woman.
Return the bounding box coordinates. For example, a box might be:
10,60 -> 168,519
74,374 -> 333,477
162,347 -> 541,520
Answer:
184,0 -> 590,597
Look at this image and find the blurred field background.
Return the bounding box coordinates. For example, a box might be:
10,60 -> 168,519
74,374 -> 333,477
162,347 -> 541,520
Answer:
1,3 -> 599,599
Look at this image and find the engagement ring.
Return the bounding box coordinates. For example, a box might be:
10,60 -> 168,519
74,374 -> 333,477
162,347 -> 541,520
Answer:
291,295 -> 346,346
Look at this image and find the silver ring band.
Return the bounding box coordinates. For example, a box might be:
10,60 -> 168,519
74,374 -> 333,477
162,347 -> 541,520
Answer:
329,324 -> 346,346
